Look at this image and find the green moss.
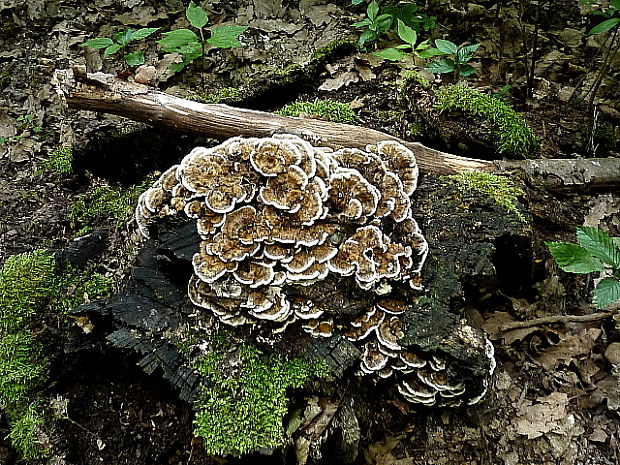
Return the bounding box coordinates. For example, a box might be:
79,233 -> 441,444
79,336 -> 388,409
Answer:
401,70 -> 430,89
69,178 -> 153,235
193,343 -> 329,456
39,146 -> 73,176
310,39 -> 356,64
7,400 -> 49,461
446,172 -> 526,222
0,250 -> 113,460
276,99 -> 358,124
188,86 -> 250,104
434,85 -> 540,158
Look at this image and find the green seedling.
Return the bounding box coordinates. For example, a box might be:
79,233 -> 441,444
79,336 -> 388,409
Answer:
352,1 -> 393,49
373,19 -> 438,61
81,27 -> 160,67
158,1 -> 247,73
425,39 -> 480,79
547,226 -> 620,309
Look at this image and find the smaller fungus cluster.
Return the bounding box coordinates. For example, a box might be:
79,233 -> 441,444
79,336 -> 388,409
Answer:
136,135 -> 494,406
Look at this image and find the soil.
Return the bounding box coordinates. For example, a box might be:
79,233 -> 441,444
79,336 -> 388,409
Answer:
1,1 -> 619,464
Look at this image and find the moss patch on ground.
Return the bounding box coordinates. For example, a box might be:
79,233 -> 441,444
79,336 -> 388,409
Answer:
445,172 -> 526,222
192,342 -> 329,456
434,85 -> 540,158
0,250 -> 113,460
38,146 -> 73,177
276,98 -> 358,124
69,178 -> 153,235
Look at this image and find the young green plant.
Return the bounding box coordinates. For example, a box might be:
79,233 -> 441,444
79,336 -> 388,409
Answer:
352,1 -> 394,49
373,19 -> 438,61
81,27 -> 160,67
158,1 -> 247,73
425,39 -> 480,79
546,226 -> 620,309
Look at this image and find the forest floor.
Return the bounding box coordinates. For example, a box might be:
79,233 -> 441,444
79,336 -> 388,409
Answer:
0,1 -> 619,464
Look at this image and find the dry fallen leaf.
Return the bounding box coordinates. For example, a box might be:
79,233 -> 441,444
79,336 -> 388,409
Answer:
535,327 -> 601,371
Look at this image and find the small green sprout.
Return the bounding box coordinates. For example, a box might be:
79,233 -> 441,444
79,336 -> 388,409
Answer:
425,39 -> 480,78
547,226 -> 620,309
81,27 -> 160,67
158,1 -> 247,73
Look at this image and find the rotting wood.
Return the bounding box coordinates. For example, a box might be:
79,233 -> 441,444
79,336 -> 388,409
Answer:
53,67 -> 620,189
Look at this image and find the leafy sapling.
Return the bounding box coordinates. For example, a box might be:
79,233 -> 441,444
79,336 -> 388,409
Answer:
373,19 -> 436,61
81,27 -> 160,67
352,1 -> 393,49
425,39 -> 480,79
158,1 -> 247,73
546,226 -> 620,309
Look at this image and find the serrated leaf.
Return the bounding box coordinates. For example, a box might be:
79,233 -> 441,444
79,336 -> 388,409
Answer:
158,29 -> 200,52
367,1 -> 379,21
131,27 -> 160,41
373,48 -> 406,61
459,64 -> 477,76
589,18 -> 620,35
546,242 -> 605,273
103,44 -> 122,56
594,277 -> 620,308
114,29 -> 134,46
435,39 -> 457,55
576,226 -> 620,267
397,19 -> 417,47
207,25 -> 248,49
81,38 -> 114,49
457,43 -> 480,63
124,50 -> 145,67
425,58 -> 455,74
187,1 -> 209,29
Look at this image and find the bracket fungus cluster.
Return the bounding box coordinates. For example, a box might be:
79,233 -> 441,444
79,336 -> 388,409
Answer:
136,134 -> 495,406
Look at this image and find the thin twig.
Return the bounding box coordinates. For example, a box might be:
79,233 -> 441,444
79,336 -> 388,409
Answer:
500,312 -> 612,332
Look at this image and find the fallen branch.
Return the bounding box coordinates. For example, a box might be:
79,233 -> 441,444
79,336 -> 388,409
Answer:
500,312 -> 612,332
53,67 -> 620,188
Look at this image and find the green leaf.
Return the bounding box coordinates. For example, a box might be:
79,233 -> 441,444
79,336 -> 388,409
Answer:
358,29 -> 378,48
352,18 -> 372,27
103,44 -> 122,57
187,1 -> 209,29
576,226 -> 620,268
594,277 -> 620,308
457,43 -> 480,63
458,64 -> 477,76
124,50 -> 145,67
114,29 -> 134,46
435,39 -> 457,55
158,29 -> 200,52
425,58 -> 455,74
375,14 -> 393,33
417,46 -> 445,58
351,0 -> 365,5
131,27 -> 160,41
207,25 -> 248,49
81,38 -> 114,49
612,0 -> 620,10
589,18 -> 620,35
373,48 -> 406,61
546,242 -> 605,274
397,19 -> 417,47
367,1 -> 379,21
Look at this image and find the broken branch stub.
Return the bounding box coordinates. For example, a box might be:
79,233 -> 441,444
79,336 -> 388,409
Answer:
136,134 -> 496,407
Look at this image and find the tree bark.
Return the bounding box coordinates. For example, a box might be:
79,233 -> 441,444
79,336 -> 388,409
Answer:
53,67 -> 620,190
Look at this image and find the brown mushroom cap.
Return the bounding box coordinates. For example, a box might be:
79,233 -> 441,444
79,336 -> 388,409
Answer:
134,136 -> 448,406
